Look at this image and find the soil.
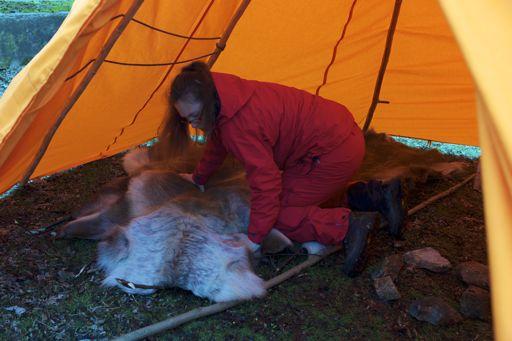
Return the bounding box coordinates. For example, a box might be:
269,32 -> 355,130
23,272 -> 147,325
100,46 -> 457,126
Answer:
0,152 -> 491,340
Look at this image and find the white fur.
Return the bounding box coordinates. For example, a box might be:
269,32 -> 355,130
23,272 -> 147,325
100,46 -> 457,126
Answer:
66,160 -> 290,302
97,206 -> 266,302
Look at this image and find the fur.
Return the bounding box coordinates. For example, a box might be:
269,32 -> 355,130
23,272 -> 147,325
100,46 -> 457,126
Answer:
59,148 -> 280,302
61,131 -> 467,301
98,206 -> 265,301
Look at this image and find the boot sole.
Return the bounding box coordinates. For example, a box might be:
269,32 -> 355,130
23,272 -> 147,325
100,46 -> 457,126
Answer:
342,212 -> 379,277
343,228 -> 374,277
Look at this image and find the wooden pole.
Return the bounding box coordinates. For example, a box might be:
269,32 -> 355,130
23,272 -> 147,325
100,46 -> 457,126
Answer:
20,0 -> 145,186
113,246 -> 342,341
407,174 -> 475,216
113,173 -> 476,340
362,0 -> 402,133
473,159 -> 481,192
207,0 -> 251,68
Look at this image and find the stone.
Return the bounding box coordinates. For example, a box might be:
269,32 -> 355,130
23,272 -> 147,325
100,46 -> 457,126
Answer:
373,276 -> 401,301
460,286 -> 491,321
403,247 -> 451,273
371,254 -> 404,280
456,261 -> 489,289
4,306 -> 26,316
409,297 -> 462,326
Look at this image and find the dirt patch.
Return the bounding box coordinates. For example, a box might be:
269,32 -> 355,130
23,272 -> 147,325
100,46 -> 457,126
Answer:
0,152 -> 491,339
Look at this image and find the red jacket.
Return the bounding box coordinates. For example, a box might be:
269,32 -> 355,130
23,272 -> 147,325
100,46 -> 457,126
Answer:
193,72 -> 356,243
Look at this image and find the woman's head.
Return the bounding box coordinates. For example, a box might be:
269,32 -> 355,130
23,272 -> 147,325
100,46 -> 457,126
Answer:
170,61 -> 219,133
156,61 -> 219,159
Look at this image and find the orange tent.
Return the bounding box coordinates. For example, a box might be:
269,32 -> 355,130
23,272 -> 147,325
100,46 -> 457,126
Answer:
0,1 -> 510,338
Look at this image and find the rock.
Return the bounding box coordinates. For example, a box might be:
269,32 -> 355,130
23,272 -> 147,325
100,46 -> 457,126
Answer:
373,276 -> 401,301
460,286 -> 491,321
456,261 -> 489,289
4,306 -> 26,316
371,254 -> 404,280
409,297 -> 462,325
403,247 -> 451,273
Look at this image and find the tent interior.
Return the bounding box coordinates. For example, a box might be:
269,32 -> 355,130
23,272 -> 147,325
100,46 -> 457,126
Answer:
0,0 -> 510,339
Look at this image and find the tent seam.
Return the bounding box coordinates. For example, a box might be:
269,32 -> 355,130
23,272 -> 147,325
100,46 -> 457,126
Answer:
65,52 -> 216,81
103,0 -> 218,154
315,0 -> 358,96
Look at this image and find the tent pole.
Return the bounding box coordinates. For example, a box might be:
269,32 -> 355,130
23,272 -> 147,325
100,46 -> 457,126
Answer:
362,0 -> 402,133
19,0 -> 145,187
207,0 -> 251,69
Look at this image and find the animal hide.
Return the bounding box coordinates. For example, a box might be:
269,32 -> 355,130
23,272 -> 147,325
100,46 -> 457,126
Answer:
60,130 -> 467,301
60,147 -> 269,302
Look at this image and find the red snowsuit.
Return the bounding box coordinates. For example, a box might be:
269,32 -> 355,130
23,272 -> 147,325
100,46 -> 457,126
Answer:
193,73 -> 365,244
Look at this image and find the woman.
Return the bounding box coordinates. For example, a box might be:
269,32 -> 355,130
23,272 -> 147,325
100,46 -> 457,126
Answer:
163,61 -> 404,276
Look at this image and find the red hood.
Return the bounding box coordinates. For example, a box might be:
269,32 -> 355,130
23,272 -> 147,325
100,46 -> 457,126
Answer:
212,72 -> 255,124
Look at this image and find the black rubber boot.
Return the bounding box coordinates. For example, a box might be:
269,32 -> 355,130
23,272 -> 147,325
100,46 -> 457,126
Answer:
347,177 -> 406,238
341,211 -> 380,277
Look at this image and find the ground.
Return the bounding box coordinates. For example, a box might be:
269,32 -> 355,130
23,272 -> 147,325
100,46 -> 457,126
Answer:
0,150 -> 492,340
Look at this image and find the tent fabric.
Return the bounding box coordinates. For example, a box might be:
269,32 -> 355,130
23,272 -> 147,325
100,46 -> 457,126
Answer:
439,1 -> 512,340
214,0 -> 476,144
0,0 -> 478,196
0,0 -> 241,193
0,0 -> 510,337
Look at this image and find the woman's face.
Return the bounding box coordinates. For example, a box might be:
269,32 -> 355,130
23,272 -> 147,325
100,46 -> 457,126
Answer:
174,98 -> 204,129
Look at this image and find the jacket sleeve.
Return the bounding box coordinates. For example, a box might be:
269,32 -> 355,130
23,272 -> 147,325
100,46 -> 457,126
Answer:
192,132 -> 228,186
224,126 -> 281,244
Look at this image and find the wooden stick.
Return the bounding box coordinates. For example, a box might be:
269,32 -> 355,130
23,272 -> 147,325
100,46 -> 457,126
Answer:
407,174 -> 476,216
265,246 -> 342,288
34,215 -> 72,235
275,250 -> 303,273
20,0 -> 145,186
113,246 -> 342,341
473,159 -> 481,192
362,0 -> 402,132
114,300 -> 240,341
113,174 -> 475,340
207,0 -> 251,68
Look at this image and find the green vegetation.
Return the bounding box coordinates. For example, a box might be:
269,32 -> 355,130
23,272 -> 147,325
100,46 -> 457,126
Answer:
0,0 -> 73,13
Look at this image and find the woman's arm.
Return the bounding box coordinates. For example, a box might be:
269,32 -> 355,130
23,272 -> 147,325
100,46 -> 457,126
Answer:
225,126 -> 281,244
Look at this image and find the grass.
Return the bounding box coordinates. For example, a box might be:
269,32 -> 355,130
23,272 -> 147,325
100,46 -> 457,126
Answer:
0,0 -> 73,14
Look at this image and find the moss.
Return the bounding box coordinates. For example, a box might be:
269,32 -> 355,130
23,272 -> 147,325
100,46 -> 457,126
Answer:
0,1 -> 73,14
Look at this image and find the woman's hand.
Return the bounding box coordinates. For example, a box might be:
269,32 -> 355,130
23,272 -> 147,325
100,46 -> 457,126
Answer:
179,173 -> 205,192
